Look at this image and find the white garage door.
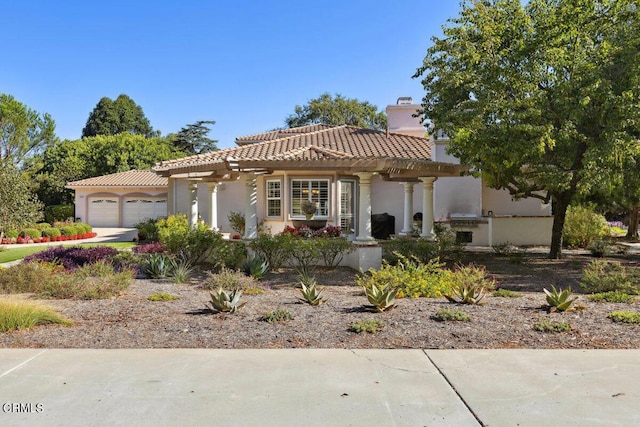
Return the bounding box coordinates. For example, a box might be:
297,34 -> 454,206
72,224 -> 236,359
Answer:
122,197 -> 167,227
88,197 -> 120,227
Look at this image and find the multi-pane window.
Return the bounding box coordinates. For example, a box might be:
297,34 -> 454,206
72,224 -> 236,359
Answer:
291,179 -> 329,217
266,180 -> 282,217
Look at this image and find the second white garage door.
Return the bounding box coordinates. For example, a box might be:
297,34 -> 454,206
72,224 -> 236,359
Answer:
122,197 -> 167,227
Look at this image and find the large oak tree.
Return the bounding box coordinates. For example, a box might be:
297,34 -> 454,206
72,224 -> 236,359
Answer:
414,0 -> 640,258
285,93 -> 387,131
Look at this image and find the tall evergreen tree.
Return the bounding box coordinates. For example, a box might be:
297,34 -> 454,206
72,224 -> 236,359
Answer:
172,120 -> 218,154
82,94 -> 154,137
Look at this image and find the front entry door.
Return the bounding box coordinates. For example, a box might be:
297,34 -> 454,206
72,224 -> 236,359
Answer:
338,179 -> 356,235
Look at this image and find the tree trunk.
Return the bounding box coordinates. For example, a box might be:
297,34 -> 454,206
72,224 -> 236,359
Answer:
549,196 -> 570,259
628,206 -> 639,238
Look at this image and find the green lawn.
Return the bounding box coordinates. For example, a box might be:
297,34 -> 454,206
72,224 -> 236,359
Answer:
0,242 -> 136,264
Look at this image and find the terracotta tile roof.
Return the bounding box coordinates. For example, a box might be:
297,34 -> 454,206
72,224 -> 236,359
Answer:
235,124 -> 335,145
66,170 -> 168,188
154,125 -> 432,172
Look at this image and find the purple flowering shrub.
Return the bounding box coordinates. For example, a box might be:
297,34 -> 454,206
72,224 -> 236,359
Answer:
132,242 -> 167,254
280,225 -> 342,238
24,246 -> 119,270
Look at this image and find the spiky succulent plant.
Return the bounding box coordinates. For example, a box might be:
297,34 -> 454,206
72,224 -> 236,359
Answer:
207,287 -> 246,314
543,285 -> 577,312
363,283 -> 398,312
299,280 -> 327,306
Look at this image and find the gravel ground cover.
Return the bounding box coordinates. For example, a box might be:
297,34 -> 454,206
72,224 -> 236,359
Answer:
1,252 -> 639,349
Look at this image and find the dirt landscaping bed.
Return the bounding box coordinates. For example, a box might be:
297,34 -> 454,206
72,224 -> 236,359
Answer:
1,253 -> 639,349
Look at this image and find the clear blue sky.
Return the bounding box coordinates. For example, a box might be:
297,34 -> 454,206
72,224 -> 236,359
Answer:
1,0 -> 461,149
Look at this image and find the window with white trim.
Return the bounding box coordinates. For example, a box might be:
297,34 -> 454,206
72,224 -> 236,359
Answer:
266,179 -> 282,217
291,179 -> 329,217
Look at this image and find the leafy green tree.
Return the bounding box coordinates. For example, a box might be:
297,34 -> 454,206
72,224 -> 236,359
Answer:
0,93 -> 56,169
172,120 -> 218,154
285,93 -> 387,131
0,166 -> 43,236
36,133 -> 184,206
82,94 -> 154,137
414,0 -> 640,258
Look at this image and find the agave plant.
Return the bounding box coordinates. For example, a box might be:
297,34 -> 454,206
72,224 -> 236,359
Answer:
144,253 -> 176,279
207,287 -> 246,314
363,283 -> 398,312
242,255 -> 269,279
299,279 -> 327,306
445,284 -> 486,305
543,285 -> 578,312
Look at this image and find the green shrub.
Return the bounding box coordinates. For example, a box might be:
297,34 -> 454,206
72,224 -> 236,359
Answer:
315,237 -> 354,268
34,223 -> 52,231
111,251 -> 143,271
534,318 -> 572,333
44,204 -> 74,224
148,293 -> 179,301
248,233 -> 295,270
1,261 -> 133,299
382,226 -> 464,265
41,227 -> 61,238
580,260 -> 640,294
201,268 -> 257,291
287,238 -> 322,276
587,291 -> 636,303
492,288 -> 523,298
563,206 -> 607,248
0,300 -> 72,332
60,225 -> 78,236
227,211 -> 245,236
588,239 -> 614,257
0,262 -> 58,294
19,228 -> 41,239
357,254 -> 454,299
135,217 -> 160,242
431,308 -> 471,322
350,319 -> 383,334
4,230 -> 19,239
156,214 -> 235,267
261,308 -> 293,323
607,311 -> 640,324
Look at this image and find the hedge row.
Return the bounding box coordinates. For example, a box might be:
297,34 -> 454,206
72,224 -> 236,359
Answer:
1,223 -> 95,245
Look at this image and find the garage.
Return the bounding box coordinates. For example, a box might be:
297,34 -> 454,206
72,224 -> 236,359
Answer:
87,197 -> 120,227
122,197 -> 167,227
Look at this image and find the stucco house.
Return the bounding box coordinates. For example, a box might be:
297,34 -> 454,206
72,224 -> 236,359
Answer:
68,99 -> 553,255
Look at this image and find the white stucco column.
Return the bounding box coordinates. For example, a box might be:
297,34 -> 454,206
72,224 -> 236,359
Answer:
400,182 -> 415,235
207,182 -> 218,230
188,181 -> 198,228
167,177 -> 175,216
354,172 -> 375,242
243,174 -> 258,239
419,177 -> 437,240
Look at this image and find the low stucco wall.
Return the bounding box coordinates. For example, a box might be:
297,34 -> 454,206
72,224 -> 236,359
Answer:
489,216 -> 553,246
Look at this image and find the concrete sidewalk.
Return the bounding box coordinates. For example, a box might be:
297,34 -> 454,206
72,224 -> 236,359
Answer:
0,349 -> 638,426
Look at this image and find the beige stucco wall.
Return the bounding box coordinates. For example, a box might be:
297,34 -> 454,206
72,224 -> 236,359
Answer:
489,216 -> 554,246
